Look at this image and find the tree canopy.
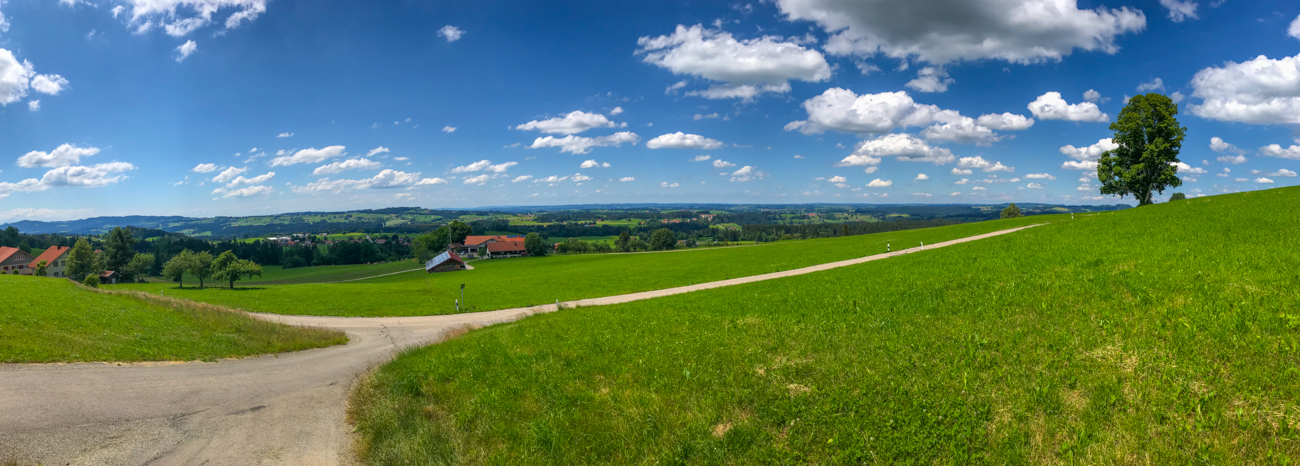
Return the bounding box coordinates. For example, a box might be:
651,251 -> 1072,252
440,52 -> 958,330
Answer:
163,249 -> 196,288
650,228 -> 677,251
66,238 -> 97,280
1098,93 -> 1186,206
524,232 -> 547,257
447,220 -> 472,245
1000,204 -> 1023,219
212,250 -> 263,289
103,227 -> 136,275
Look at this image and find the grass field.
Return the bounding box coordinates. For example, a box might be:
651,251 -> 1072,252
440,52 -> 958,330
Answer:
109,216 -> 1050,317
349,187 -> 1300,464
0,275 -> 347,363
154,261 -> 418,286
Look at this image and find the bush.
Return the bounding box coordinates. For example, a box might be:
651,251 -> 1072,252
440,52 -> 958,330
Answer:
1000,203 -> 1023,219
82,274 -> 100,288
282,256 -> 308,269
1169,192 -> 1187,201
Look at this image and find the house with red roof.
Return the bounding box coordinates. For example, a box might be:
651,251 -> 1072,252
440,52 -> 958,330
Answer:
29,245 -> 71,277
459,235 -> 527,258
484,240 -> 527,259
0,247 -> 36,275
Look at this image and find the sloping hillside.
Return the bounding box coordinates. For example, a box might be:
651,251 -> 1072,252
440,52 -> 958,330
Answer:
350,187 -> 1300,464
0,276 -> 346,363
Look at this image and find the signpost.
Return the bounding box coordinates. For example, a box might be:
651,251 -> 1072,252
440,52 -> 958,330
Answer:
460,283 -> 466,312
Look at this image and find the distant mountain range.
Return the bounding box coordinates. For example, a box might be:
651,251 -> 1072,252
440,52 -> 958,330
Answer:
1,203 -> 1129,237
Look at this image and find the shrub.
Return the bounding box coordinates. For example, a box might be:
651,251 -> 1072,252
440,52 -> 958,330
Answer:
82,274 -> 100,288
1001,203 -> 1023,219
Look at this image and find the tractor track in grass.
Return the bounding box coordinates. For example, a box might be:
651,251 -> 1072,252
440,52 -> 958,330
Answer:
0,224 -> 1039,466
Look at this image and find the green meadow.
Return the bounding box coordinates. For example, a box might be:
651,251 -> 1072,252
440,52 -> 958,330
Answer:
155,260 -> 418,286
109,216 -> 1049,317
0,275 -> 346,363
349,187 -> 1300,464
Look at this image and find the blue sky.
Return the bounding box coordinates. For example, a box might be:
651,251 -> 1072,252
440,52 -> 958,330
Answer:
1,0 -> 1299,222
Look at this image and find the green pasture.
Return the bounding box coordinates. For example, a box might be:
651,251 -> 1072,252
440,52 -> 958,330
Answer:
0,275 -> 346,363
109,216 -> 1050,317
349,187 -> 1300,464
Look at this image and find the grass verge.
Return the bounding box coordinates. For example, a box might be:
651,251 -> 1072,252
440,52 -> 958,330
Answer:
349,187 -> 1300,464
0,275 -> 347,363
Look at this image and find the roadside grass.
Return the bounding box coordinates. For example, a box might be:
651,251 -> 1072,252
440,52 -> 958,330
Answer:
349,187 -> 1300,464
109,216 -> 1051,317
0,275 -> 347,363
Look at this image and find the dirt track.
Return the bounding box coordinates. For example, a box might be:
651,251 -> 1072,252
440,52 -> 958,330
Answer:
0,224 -> 1038,465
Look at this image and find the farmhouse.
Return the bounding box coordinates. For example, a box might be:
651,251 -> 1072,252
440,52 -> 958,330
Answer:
460,235 -> 526,258
484,240 -> 527,259
0,247 -> 35,275
29,246 -> 71,277
424,250 -> 466,273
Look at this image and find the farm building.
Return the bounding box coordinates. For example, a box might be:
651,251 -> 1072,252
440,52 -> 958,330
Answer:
459,235 -> 526,258
484,240 -> 527,259
29,246 -> 71,277
0,247 -> 35,275
424,251 -> 466,273
98,270 -> 120,284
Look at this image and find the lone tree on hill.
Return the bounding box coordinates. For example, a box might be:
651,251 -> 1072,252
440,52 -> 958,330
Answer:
1098,93 -> 1186,206
212,251 -> 263,289
524,232 -> 547,257
1001,203 -> 1023,219
66,238 -> 97,280
650,228 -> 676,251
1169,192 -> 1187,201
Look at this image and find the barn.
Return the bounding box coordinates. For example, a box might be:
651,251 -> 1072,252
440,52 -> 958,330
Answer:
424,250 -> 466,273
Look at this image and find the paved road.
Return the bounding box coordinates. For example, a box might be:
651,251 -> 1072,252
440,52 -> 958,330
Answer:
0,225 -> 1038,466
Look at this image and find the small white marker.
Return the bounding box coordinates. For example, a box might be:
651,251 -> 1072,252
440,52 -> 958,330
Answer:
920,241 -> 924,251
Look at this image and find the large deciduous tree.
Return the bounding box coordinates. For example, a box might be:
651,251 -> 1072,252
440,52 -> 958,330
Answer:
650,228 -> 676,251
524,232 -> 547,257
212,250 -> 263,289
413,226 -> 451,263
124,253 -> 155,282
1098,93 -> 1186,206
189,251 -> 215,288
163,249 -> 195,288
447,220 -> 472,245
66,238 -> 97,280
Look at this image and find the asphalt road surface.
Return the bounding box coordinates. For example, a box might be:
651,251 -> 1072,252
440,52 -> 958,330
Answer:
0,224 -> 1038,465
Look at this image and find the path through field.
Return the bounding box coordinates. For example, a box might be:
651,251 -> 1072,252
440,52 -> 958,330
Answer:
0,225 -> 1038,466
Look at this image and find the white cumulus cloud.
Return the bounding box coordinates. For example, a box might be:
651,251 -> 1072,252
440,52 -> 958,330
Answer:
269,146 -> 347,166
123,0 -> 268,37
1025,173 -> 1056,180
958,156 -> 1014,172
1189,53 -> 1300,125
1259,144 -> 1300,160
438,25 -> 463,42
646,132 -> 725,149
211,166 -> 247,183
516,110 -> 622,134
1159,0 -> 1197,23
313,158 -> 381,175
1060,138 -> 1119,161
529,132 -> 640,154
866,178 -> 893,188
841,133 -> 955,166
914,173 -> 929,181
636,24 -> 831,99
191,163 -> 218,173
16,144 -> 100,168
366,146 -> 390,157
1028,92 -> 1109,122
449,160 -> 517,174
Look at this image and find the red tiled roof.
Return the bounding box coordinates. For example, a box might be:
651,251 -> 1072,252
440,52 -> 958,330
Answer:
0,246 -> 34,264
487,241 -> 527,253
29,246 -> 70,268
